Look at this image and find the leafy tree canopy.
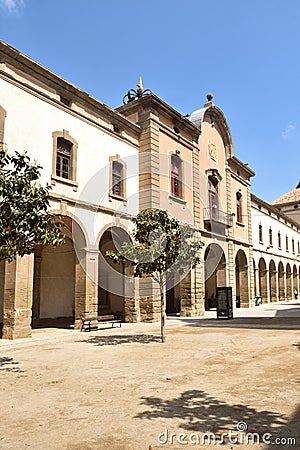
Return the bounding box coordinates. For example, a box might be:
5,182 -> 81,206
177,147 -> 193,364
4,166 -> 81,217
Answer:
0,149 -> 64,262
107,208 -> 203,285
106,209 -> 204,342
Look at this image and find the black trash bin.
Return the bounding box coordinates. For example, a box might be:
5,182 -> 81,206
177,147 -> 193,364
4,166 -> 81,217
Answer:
216,287 -> 233,319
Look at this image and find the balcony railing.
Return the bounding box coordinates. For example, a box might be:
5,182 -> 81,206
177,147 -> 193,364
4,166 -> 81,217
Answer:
203,207 -> 233,228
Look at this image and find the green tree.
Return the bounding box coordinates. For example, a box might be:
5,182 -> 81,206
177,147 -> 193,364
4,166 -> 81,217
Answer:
106,208 -> 203,342
0,148 -> 64,262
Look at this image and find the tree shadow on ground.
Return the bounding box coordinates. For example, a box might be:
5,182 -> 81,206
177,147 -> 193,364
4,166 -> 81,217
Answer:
264,405 -> 299,449
136,389 -> 286,436
292,342 -> 300,350
0,356 -> 25,373
79,334 -> 161,346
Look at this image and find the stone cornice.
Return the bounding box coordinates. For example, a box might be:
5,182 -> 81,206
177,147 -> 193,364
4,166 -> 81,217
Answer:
0,70 -> 141,148
117,93 -> 201,137
228,155 -> 255,178
0,40 -> 141,137
49,193 -> 133,220
251,193 -> 300,230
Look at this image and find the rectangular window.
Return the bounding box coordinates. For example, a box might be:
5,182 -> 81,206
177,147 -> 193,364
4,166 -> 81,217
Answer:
171,155 -> 182,198
286,235 -> 289,252
292,238 -> 295,253
269,228 -> 273,247
236,192 -> 242,223
259,224 -> 263,243
56,138 -> 72,179
208,177 -> 218,220
278,232 -> 281,249
112,161 -> 123,196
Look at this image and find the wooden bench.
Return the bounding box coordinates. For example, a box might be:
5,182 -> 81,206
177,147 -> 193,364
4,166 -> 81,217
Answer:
81,314 -> 122,332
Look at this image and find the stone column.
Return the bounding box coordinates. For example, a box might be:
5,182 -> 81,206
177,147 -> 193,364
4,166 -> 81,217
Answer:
248,249 -> 255,307
239,266 -> 249,307
270,270 -> 278,302
194,264 -> 205,316
254,266 -> 259,298
180,272 -> 192,317
139,278 -> 160,322
283,271 -> 287,300
260,269 -> 269,303
32,249 -> 42,321
278,270 -> 285,300
124,262 -> 140,322
74,248 -> 98,330
2,254 -> 34,339
275,271 -> 279,302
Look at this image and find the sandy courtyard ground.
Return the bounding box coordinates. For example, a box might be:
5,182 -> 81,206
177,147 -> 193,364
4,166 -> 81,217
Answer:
0,302 -> 299,450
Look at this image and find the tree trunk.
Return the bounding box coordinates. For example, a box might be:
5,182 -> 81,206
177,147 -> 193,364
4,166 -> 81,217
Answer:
160,283 -> 165,343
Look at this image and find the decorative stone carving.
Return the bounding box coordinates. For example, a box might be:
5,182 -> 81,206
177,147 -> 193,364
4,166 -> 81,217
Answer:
208,142 -> 218,162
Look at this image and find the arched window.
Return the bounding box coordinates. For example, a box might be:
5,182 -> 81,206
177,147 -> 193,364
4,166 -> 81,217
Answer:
236,192 -> 242,223
170,154 -> 182,198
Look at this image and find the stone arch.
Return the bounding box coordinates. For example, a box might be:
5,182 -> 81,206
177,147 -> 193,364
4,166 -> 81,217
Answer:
269,260 -> 277,302
166,270 -> 193,317
235,249 -> 249,307
32,214 -> 87,328
50,209 -> 89,249
286,263 -> 292,300
293,264 -> 298,296
204,243 -> 226,309
98,226 -> 132,320
258,257 -> 268,303
278,261 -> 285,300
95,222 -> 133,249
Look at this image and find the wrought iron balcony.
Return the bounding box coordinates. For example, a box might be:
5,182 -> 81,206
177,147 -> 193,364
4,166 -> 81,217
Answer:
203,207 -> 233,228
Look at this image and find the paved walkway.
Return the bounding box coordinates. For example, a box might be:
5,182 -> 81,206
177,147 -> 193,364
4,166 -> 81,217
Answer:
1,301 -> 299,347
0,301 -> 299,449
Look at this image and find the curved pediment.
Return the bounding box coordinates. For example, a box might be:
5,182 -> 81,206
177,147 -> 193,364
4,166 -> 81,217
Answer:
190,103 -> 234,159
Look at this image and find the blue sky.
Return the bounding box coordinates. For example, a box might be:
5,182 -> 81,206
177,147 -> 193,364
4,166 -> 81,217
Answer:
0,0 -> 299,202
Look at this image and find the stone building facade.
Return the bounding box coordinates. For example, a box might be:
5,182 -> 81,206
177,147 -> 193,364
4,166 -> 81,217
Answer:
0,41 -> 299,339
252,194 -> 300,302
